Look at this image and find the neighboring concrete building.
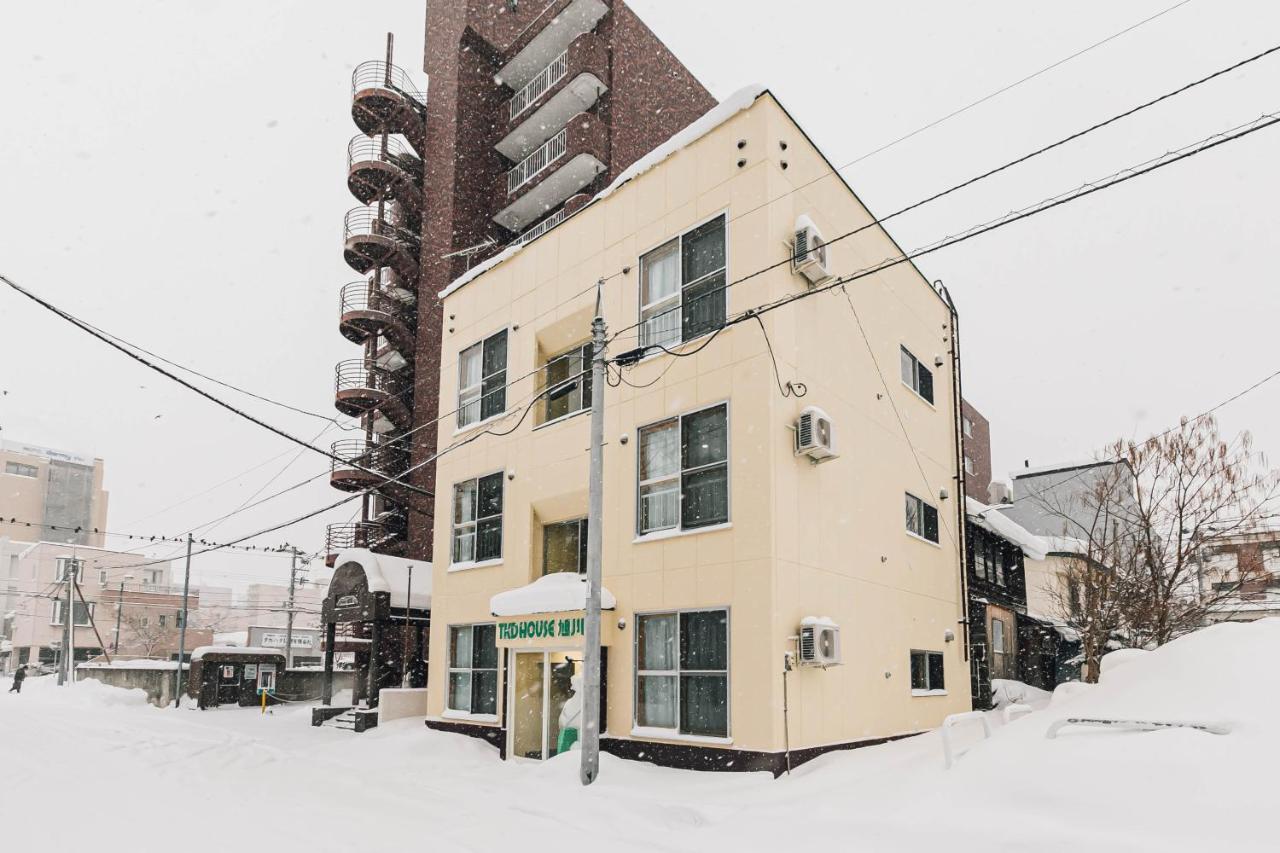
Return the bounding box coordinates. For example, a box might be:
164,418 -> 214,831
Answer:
1,439 -> 108,548
409,85 -> 971,771
1001,459 -> 1136,542
0,541 -> 210,672
960,400 -> 992,503
326,0 -> 720,566
1200,529 -> 1280,623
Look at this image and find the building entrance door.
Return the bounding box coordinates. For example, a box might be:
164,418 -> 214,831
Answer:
217,664 -> 239,705
508,651 -> 581,761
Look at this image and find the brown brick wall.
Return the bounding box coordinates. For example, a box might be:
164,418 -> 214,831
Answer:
961,398 -> 992,503
402,0 -> 716,561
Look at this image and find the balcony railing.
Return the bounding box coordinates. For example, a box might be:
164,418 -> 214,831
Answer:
343,205 -> 421,251
347,134 -> 423,179
334,359 -> 402,396
513,207 -> 568,247
329,438 -> 407,478
339,281 -> 409,317
325,521 -> 394,556
509,49 -> 569,120
351,60 -> 427,110
508,128 -> 568,195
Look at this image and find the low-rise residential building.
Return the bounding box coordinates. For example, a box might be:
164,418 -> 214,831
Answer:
965,499 -> 1083,705
0,541 -> 210,672
1,439 -> 109,548
407,86 -> 972,772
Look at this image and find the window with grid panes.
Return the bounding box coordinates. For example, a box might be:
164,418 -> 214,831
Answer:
639,216 -> 726,350
637,404 -> 728,535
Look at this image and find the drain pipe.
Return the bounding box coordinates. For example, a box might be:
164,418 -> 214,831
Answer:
782,648 -> 796,776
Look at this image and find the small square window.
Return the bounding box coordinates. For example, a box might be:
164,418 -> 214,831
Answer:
910,650 -> 944,692
900,346 -> 934,404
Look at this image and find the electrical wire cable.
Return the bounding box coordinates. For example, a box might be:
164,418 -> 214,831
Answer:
0,272 -> 433,500
609,109 -> 1280,348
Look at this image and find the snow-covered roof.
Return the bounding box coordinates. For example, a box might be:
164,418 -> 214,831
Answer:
332,549 -> 431,610
968,497 -> 1050,560
190,646 -> 282,661
78,659 -> 187,671
490,572 -> 615,618
439,84 -> 768,301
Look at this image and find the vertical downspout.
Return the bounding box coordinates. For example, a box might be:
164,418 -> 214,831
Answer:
939,282 -> 970,663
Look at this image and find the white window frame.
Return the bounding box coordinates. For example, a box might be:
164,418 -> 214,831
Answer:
541,342 -> 593,425
51,600 -> 94,627
636,402 -> 730,537
54,557 -> 83,583
633,607 -> 730,739
900,345 -> 935,405
446,623 -> 499,717
910,649 -> 946,695
638,212 -> 729,352
457,329 -> 509,429
541,517 -> 588,575
905,491 -> 940,544
964,455 -> 975,475
450,471 -> 505,567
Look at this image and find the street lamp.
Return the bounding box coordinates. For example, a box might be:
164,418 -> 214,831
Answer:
113,574 -> 135,654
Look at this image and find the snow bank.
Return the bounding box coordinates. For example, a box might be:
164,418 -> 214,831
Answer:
439,85 -> 767,300
990,678 -> 1053,709
489,572 -> 616,617
1099,647 -> 1148,676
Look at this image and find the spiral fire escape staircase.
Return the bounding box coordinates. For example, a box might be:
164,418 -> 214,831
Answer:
327,44 -> 427,566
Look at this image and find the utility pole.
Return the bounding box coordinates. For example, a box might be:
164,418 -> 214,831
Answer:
580,279 -> 607,787
58,556 -> 75,686
173,533 -> 192,708
284,548 -> 307,670
401,564 -> 413,688
113,574 -> 135,653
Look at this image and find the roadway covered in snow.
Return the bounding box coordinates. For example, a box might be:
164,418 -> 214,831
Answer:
3,620 -> 1276,852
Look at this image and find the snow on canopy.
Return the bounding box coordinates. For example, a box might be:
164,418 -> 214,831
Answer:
490,572 -> 615,617
190,646 -> 281,661
439,84 -> 768,301
332,549 -> 431,610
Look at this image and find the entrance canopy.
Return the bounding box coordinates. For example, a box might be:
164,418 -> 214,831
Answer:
490,572 -> 614,617
330,548 -> 432,611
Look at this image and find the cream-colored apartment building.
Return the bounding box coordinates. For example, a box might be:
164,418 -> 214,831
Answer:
422,88 -> 971,772
1,439 -> 108,548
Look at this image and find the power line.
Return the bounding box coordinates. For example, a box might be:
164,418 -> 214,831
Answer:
0,518 -> 297,553
609,109 -> 1280,349
0,272 -> 433,501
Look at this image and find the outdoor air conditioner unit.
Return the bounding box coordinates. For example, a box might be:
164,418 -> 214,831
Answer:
794,405 -> 838,463
792,214 -> 831,284
798,618 -> 842,667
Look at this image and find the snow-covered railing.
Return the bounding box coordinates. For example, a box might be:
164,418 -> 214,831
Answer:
512,207 -> 568,246
1045,717 -> 1233,738
941,711 -> 992,769
509,50 -> 568,119
508,128 -> 567,195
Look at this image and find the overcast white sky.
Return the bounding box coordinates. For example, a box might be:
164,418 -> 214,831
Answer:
2,1 -> 1278,589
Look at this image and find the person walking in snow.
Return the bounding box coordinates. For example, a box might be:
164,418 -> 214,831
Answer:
8,665 -> 26,694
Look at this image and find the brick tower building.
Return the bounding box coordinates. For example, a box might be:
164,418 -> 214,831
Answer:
327,1 -> 716,564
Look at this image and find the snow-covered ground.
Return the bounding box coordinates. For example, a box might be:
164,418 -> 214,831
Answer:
3,620 -> 1276,852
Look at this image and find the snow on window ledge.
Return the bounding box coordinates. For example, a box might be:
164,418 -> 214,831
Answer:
633,522 -> 732,545
452,410 -> 512,439
910,689 -> 948,698
437,710 -> 500,724
532,407 -> 589,432
627,726 -> 733,746
905,531 -> 942,549
448,558 -> 504,573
